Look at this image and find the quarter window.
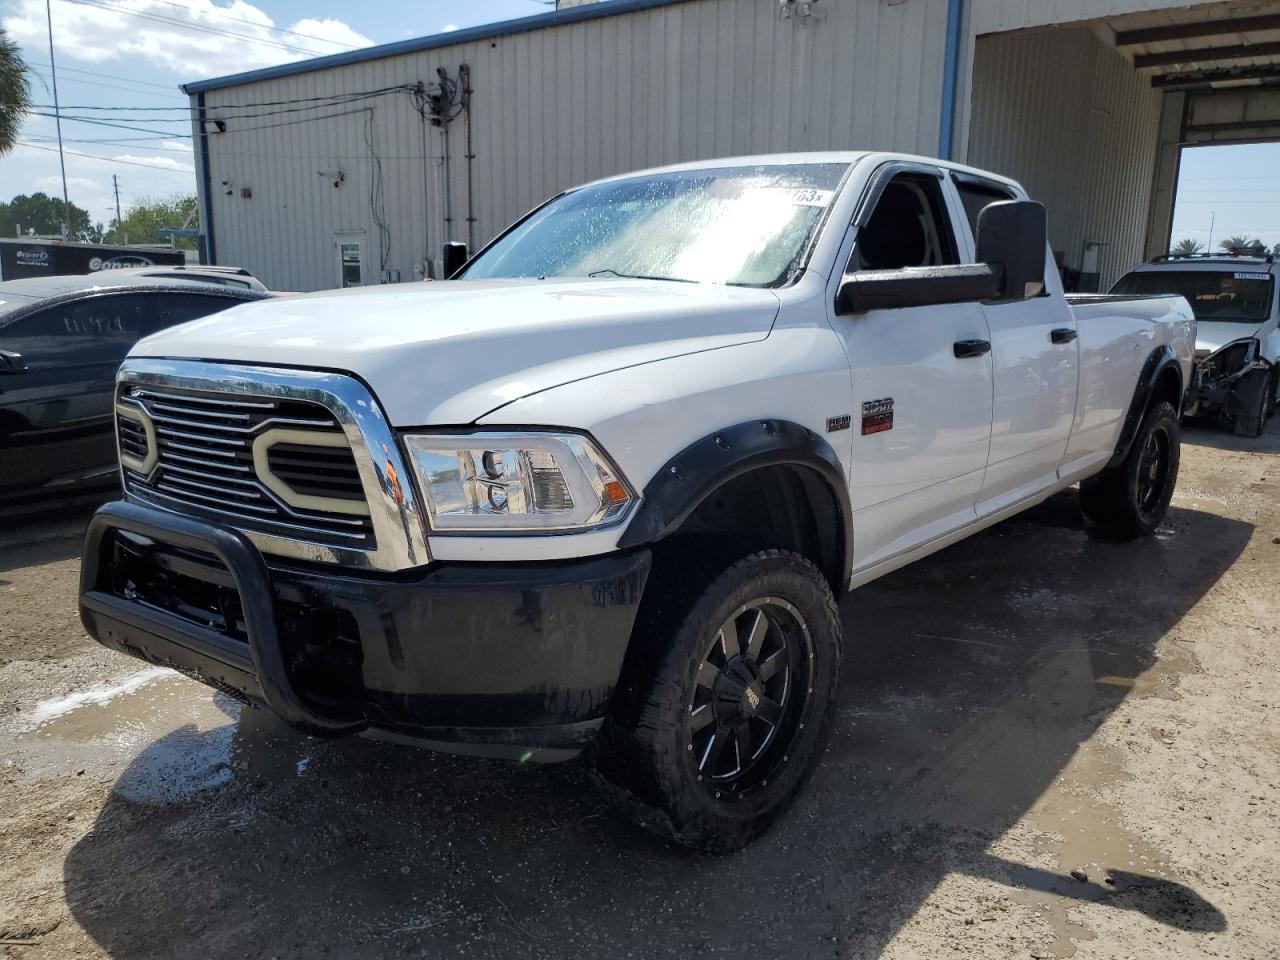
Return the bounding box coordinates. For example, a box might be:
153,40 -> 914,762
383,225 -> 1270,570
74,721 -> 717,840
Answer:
954,179 -> 1016,237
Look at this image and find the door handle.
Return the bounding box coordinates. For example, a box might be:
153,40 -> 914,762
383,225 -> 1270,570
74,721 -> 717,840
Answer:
953,339 -> 991,359
1050,327 -> 1078,344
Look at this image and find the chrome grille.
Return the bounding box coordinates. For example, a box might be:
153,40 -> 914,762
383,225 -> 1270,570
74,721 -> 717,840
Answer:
117,414 -> 149,462
266,442 -> 365,502
118,384 -> 375,549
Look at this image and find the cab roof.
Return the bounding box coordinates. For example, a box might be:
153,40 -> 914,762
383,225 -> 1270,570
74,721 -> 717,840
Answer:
0,273 -> 269,324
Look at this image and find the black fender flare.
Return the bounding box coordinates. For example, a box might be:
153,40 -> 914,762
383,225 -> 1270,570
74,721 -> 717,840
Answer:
616,419 -> 853,587
1110,345 -> 1183,468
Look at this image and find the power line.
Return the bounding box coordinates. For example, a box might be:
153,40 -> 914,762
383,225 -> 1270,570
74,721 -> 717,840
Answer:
24,58 -> 179,92
26,69 -> 182,100
24,88 -> 416,141
30,84 -> 415,113
115,0 -> 365,51
64,0 -> 337,58
18,140 -> 196,172
25,135 -> 193,151
219,106 -> 375,135
30,110 -> 191,138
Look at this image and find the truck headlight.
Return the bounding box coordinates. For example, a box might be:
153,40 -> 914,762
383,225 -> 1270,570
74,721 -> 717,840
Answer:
1202,338 -> 1259,380
402,431 -> 635,532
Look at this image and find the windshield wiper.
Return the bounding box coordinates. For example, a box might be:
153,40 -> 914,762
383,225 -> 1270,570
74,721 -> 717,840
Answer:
586,268 -> 695,283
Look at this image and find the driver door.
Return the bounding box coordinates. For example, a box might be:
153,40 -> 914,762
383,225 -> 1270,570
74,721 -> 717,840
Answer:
828,165 -> 995,573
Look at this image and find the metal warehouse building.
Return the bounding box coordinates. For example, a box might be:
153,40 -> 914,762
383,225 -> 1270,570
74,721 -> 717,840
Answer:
183,0 -> 1280,293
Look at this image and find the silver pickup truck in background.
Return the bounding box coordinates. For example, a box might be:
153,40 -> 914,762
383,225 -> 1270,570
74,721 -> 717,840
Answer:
1112,254 -> 1279,437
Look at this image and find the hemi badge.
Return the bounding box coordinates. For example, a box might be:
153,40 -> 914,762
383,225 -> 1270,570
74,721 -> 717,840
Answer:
826,414 -> 851,433
861,398 -> 894,435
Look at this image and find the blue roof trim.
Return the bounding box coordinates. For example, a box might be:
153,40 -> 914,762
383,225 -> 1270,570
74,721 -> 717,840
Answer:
182,0 -> 696,95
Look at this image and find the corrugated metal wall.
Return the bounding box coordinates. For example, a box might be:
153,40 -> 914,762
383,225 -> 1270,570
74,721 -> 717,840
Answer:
970,0 -> 1213,34
198,0 -> 953,292
966,25 -> 1163,289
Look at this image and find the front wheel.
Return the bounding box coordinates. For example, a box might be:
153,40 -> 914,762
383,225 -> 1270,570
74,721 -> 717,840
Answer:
593,550 -> 841,851
1081,400 -> 1180,539
1233,367 -> 1270,438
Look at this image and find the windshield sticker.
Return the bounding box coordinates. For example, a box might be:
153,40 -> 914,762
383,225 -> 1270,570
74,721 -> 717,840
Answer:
1234,272 -> 1271,281
783,188 -> 836,207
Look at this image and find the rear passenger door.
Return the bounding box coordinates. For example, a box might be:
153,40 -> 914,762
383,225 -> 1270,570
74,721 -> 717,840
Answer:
952,173 -> 1079,517
829,164 -> 995,572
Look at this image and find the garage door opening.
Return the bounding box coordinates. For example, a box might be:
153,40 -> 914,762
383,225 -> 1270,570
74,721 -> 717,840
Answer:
1166,141 -> 1280,257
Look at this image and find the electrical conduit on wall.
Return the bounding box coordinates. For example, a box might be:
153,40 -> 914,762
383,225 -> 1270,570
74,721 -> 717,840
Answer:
938,0 -> 965,161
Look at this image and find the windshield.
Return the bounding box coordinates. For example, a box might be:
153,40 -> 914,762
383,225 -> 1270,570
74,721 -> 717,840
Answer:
1110,269 -> 1275,323
460,163 -> 850,287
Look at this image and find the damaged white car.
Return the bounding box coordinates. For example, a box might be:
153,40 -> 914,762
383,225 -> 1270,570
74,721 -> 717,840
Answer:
1112,255 -> 1279,437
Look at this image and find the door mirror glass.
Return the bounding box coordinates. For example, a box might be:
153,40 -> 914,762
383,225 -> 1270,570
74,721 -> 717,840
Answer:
443,241 -> 469,279
976,200 -> 1047,300
836,264 -> 1002,315
0,349 -> 26,374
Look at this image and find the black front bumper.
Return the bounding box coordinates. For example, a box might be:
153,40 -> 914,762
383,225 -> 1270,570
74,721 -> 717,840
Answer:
79,501 -> 651,760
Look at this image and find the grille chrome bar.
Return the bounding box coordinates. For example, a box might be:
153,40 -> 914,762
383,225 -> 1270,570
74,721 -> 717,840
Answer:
116,360 -> 430,570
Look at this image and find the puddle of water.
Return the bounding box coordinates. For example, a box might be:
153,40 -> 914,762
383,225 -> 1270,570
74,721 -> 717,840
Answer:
994,649 -> 1197,957
1009,745 -> 1176,958
17,666 -> 173,729
5,668 -> 246,805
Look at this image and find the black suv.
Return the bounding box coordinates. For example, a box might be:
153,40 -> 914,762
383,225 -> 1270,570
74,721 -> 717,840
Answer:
0,274 -> 270,505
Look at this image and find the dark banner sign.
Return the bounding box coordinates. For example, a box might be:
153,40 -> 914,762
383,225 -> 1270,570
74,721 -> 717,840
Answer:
0,240 -> 184,281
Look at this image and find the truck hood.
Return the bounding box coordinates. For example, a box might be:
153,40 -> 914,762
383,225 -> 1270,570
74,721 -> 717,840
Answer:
132,278 -> 780,424
1196,319 -> 1265,355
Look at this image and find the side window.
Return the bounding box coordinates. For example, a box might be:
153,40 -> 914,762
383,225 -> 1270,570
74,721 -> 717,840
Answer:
2,296 -> 147,367
852,174 -> 959,272
955,179 -> 1016,238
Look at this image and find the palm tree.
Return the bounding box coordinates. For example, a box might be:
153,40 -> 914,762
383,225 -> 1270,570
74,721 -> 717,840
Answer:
1220,235 -> 1263,255
0,30 -> 31,157
1171,238 -> 1202,255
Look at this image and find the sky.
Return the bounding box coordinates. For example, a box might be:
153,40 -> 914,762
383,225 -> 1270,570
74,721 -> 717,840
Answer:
0,0 -> 551,231
1168,141 -> 1280,254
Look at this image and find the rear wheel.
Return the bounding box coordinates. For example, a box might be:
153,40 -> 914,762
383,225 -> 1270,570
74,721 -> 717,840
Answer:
594,550 -> 841,851
1081,400 -> 1180,539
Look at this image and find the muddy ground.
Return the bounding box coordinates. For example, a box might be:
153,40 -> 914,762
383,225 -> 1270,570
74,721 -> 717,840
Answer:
1,421 -> 1278,960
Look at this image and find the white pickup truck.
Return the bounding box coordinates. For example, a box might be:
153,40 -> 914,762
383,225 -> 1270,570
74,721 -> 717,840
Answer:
1112,254 -> 1279,436
80,152 -> 1193,850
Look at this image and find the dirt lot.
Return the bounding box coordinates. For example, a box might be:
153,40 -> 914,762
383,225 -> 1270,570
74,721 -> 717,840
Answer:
1,421 -> 1278,960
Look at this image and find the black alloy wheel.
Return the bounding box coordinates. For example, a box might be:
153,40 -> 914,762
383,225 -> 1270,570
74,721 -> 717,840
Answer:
594,550 -> 841,851
688,598 -> 812,797
1134,425 -> 1172,518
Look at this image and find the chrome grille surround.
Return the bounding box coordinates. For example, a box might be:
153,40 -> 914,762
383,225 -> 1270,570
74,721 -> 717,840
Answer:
115,358 -> 430,571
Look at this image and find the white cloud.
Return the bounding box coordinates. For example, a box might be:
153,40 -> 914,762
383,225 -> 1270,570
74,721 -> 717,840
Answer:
111,153 -> 195,174
442,23 -> 459,32
2,0 -> 376,80
33,174 -> 101,192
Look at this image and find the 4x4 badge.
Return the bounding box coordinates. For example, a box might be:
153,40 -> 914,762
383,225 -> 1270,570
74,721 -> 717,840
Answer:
861,398 -> 894,435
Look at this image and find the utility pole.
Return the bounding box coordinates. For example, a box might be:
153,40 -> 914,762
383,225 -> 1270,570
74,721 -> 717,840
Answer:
1207,211 -> 1216,253
46,0 -> 71,239
112,174 -> 123,242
